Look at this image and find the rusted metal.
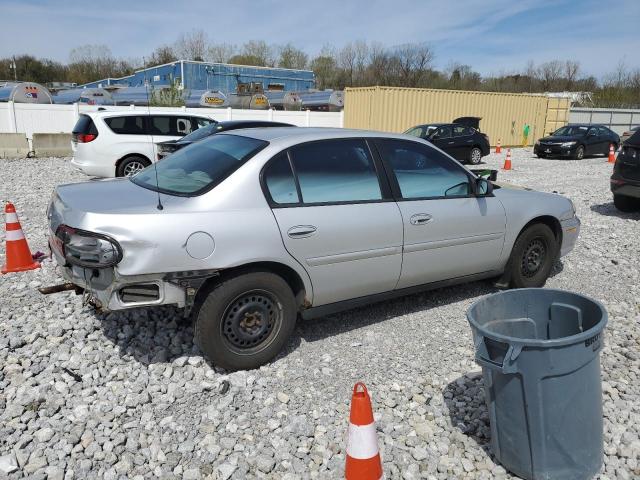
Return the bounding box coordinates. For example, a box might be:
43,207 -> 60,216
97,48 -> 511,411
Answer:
38,283 -> 78,295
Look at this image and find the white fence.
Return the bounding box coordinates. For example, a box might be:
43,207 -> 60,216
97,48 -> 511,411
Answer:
569,107 -> 640,135
0,102 -> 344,139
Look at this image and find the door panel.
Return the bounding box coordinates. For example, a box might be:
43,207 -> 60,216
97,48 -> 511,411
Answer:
396,197 -> 506,288
375,138 -> 507,289
273,204 -> 403,305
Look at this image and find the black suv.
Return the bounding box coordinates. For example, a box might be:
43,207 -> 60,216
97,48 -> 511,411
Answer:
404,117 -> 490,165
611,128 -> 640,211
534,124 -> 619,160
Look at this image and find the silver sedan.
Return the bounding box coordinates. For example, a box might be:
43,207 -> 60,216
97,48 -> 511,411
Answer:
47,128 -> 580,370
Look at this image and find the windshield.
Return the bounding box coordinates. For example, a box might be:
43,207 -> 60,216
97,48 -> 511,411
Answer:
132,134 -> 268,196
179,122 -> 221,143
553,126 -> 588,136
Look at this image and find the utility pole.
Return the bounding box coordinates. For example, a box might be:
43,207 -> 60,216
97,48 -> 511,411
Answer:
10,56 -> 17,81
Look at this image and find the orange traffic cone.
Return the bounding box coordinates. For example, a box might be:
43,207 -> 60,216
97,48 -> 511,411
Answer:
1,203 -> 40,274
495,139 -> 502,154
608,144 -> 616,163
345,383 -> 383,480
503,148 -> 512,170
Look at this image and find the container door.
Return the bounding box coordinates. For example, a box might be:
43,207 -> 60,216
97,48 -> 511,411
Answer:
263,140 -> 404,306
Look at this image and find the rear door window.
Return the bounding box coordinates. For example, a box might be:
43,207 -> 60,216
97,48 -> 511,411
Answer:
453,125 -> 474,137
288,139 -> 383,204
263,153 -> 300,205
150,115 -> 193,136
104,116 -> 147,135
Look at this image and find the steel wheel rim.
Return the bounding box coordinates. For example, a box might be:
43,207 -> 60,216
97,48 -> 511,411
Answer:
521,238 -> 547,277
471,148 -> 482,164
221,289 -> 282,354
124,161 -> 146,176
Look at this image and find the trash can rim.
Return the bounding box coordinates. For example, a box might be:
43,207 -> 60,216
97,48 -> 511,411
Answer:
466,288 -> 608,348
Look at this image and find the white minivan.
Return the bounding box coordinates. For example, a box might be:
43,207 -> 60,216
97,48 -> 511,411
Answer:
70,111 -> 217,177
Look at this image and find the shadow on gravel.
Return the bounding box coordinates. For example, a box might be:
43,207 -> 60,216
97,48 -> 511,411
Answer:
95,306 -> 300,369
591,202 -> 640,219
297,281 -> 498,343
443,372 -> 492,453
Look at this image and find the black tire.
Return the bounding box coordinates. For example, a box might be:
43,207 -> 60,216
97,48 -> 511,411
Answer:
573,145 -> 585,160
508,223 -> 559,289
469,147 -> 483,165
613,194 -> 640,212
194,271 -> 297,371
536,154 -> 546,159
116,156 -> 151,177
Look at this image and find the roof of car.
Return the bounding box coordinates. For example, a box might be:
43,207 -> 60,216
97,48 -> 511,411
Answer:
222,127 -> 412,143
84,110 -> 214,119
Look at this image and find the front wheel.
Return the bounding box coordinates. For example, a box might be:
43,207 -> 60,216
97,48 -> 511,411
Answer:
573,145 -> 585,160
469,147 -> 483,165
508,224 -> 559,289
194,271 -> 297,371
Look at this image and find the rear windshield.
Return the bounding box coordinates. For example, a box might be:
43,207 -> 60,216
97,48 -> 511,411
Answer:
72,115 -> 98,135
553,126 -> 588,136
131,134 -> 268,196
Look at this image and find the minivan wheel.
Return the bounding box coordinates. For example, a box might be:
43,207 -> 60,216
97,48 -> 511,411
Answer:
508,223 -> 559,289
573,145 -> 585,160
613,194 -> 640,212
469,147 -> 482,165
194,271 -> 297,371
117,156 -> 150,177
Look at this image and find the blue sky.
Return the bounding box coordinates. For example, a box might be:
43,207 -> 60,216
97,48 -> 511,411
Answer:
1,0 -> 639,79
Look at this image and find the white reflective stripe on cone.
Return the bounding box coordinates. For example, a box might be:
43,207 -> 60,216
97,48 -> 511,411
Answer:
347,422 -> 379,460
5,213 -> 18,223
5,229 -> 25,241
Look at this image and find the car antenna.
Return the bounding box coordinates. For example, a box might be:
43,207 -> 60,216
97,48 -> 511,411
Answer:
143,57 -> 163,211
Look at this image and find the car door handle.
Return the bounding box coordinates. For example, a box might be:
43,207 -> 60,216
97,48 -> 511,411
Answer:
448,141 -> 455,144
287,225 -> 317,238
410,214 -> 433,225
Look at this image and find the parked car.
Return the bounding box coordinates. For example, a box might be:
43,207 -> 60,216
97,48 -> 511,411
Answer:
534,124 -> 620,160
156,120 -> 294,160
71,111 -> 216,178
47,128 -> 579,370
404,117 -> 490,165
611,127 -> 640,212
621,126 -> 639,145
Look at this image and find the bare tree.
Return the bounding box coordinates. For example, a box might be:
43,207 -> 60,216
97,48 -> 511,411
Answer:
310,46 -> 338,89
174,30 -> 207,61
538,60 -> 563,91
241,40 -> 274,66
149,45 -> 177,65
338,43 -> 357,87
563,61 -> 580,90
206,43 -> 236,63
278,44 -> 308,70
394,43 -> 434,87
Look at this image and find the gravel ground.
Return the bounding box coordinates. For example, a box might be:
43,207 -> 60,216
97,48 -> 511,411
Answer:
0,150 -> 638,479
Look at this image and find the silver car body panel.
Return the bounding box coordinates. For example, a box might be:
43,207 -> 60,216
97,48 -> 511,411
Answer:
48,127 -> 580,311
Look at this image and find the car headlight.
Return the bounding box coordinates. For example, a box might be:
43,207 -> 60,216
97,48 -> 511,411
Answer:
56,225 -> 122,268
561,141 -> 576,147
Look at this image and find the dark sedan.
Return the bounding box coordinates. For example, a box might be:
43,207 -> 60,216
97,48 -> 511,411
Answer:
534,124 -> 619,160
156,120 -> 294,160
611,127 -> 640,212
404,117 -> 490,164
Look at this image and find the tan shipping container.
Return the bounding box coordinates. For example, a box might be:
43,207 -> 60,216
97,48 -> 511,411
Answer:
344,86 -> 569,147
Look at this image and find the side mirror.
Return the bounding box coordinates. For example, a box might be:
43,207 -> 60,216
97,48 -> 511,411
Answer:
475,177 -> 493,196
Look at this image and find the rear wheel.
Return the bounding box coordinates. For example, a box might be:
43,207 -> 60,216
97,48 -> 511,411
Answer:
573,145 -> 585,160
508,223 -> 559,289
469,147 -> 482,165
613,194 -> 640,212
116,156 -> 150,177
194,271 -> 297,371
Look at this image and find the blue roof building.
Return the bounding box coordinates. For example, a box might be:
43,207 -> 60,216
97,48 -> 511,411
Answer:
80,60 -> 315,93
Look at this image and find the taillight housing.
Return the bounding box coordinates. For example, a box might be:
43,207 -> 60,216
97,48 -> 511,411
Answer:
77,133 -> 97,143
55,225 -> 122,268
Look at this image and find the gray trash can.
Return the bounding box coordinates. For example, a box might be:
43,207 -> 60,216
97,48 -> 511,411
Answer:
467,288 -> 607,480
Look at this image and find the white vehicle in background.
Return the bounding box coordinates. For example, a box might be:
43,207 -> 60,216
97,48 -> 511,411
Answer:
70,111 -> 217,178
